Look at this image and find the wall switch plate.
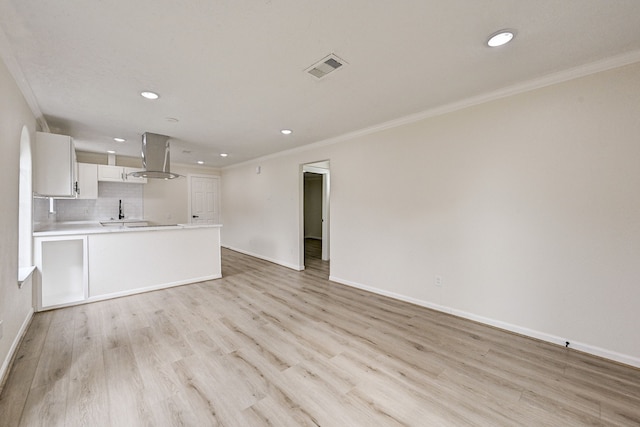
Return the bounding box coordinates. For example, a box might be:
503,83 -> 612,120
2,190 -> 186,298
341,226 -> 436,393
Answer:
435,275 -> 443,287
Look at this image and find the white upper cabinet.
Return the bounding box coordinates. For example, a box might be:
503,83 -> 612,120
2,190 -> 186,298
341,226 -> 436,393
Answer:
97,165 -> 122,182
34,132 -> 77,197
97,165 -> 147,184
123,167 -> 148,183
76,163 -> 98,199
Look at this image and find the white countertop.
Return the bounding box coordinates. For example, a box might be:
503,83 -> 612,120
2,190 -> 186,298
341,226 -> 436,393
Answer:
33,220 -> 222,237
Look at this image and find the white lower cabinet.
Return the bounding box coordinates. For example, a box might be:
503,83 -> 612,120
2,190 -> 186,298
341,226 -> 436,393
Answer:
33,226 -> 221,311
34,236 -> 88,310
88,228 -> 220,298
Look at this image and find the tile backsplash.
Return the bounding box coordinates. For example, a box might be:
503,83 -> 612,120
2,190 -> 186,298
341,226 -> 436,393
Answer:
34,182 -> 144,225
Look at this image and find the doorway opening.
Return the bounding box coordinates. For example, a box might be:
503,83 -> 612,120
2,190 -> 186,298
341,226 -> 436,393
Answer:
301,161 -> 330,274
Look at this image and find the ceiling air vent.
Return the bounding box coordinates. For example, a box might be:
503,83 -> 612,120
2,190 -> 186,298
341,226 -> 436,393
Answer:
305,53 -> 348,79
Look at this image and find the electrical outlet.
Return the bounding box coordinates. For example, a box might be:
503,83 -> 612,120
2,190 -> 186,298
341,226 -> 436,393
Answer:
435,275 -> 443,287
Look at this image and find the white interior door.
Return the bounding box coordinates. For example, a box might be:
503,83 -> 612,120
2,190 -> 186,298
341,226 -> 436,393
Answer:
189,175 -> 219,224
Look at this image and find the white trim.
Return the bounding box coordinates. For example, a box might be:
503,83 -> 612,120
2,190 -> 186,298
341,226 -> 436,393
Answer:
301,160 -> 331,266
17,265 -> 36,286
298,164 -> 305,269
173,162 -> 222,173
85,276 -> 222,304
329,275 -> 640,369
0,308 -> 34,389
36,275 -> 222,312
320,172 -> 330,261
223,51 -> 640,171
223,245 -> 304,271
302,165 -> 330,175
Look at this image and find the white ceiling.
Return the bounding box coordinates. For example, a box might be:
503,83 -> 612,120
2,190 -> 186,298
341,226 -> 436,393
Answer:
1,1 -> 639,168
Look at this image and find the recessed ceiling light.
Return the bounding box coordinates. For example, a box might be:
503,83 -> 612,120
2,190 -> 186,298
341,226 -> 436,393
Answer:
107,150 -> 116,154
140,91 -> 159,100
487,29 -> 515,47
220,153 -> 228,157
113,137 -> 125,142
281,129 -> 292,135
197,161 -> 204,165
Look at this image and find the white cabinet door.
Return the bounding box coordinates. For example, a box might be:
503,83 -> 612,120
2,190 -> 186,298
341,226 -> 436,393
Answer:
77,163 -> 98,199
123,167 -> 148,184
98,165 -> 147,184
34,132 -> 77,197
97,165 -> 124,182
35,236 -> 88,310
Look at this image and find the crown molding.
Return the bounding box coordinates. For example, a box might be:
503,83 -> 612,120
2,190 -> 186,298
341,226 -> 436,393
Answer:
224,50 -> 640,171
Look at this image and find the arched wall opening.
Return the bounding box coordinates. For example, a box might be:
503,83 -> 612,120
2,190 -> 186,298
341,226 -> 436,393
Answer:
18,125 -> 33,268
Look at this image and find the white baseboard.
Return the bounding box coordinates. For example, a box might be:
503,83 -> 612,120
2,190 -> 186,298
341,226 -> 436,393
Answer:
85,275 -> 223,305
37,275 -> 223,312
222,245 -> 304,271
0,308 -> 34,389
329,275 -> 640,369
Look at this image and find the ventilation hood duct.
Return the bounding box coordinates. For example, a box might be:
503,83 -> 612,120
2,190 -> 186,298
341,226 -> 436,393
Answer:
129,132 -> 181,179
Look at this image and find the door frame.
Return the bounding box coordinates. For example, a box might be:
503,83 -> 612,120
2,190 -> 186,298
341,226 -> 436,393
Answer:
299,161 -> 330,268
187,174 -> 221,224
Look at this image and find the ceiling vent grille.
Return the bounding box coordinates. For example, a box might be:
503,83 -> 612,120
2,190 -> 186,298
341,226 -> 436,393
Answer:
305,54 -> 348,79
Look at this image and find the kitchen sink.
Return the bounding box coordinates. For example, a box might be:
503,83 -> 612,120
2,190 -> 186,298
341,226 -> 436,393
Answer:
125,223 -> 178,228
100,220 -> 148,227
99,220 -> 180,228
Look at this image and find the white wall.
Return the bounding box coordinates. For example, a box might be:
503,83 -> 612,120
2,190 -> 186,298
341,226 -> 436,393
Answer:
41,182 -> 144,224
144,163 -> 220,224
222,156 -> 304,269
222,62 -> 640,366
76,151 -> 143,168
0,58 -> 36,381
74,153 -> 220,225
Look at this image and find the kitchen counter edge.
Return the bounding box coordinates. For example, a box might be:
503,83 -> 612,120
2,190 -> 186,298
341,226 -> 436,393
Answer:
34,222 -> 222,237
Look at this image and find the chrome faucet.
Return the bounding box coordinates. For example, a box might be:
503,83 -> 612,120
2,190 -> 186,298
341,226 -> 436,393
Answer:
118,199 -> 124,220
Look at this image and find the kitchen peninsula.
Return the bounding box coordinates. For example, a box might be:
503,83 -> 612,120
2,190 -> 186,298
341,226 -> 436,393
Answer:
33,221 -> 221,310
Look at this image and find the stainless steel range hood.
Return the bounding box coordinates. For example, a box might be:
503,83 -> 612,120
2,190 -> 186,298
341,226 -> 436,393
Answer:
129,132 -> 181,179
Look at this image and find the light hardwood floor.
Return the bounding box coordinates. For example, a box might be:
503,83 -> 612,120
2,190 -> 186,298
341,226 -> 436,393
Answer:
1,243 -> 639,426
